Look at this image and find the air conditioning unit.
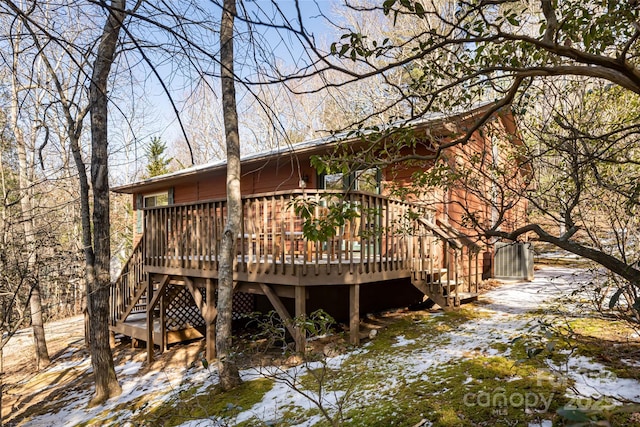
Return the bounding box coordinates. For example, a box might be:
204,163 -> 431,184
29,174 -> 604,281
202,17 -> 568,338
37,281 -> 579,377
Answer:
494,242 -> 534,281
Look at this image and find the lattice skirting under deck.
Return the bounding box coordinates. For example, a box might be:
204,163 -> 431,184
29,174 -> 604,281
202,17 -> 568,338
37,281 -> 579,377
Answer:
163,285 -> 255,331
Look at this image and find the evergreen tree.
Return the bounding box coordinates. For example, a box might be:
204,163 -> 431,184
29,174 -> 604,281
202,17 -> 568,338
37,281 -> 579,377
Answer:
144,137 -> 172,178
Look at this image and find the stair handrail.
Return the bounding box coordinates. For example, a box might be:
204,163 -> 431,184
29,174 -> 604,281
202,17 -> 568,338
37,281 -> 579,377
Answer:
110,237 -> 146,325
434,219 -> 482,253
416,217 -> 462,249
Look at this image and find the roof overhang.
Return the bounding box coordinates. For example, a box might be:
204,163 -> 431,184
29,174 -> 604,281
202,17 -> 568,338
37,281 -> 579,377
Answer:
111,102 -> 505,194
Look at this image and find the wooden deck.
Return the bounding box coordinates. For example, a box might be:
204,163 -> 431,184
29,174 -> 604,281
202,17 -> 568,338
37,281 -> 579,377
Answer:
110,190 -> 483,363
144,191 -> 439,277
145,254 -> 438,286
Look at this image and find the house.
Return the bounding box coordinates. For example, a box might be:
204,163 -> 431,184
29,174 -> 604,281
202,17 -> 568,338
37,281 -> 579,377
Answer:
109,103 -> 528,362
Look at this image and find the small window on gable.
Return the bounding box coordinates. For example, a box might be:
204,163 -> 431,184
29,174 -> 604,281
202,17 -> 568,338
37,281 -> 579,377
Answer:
144,192 -> 169,208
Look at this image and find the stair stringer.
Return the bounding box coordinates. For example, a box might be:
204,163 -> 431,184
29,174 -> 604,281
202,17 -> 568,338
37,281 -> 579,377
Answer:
410,277 -> 460,311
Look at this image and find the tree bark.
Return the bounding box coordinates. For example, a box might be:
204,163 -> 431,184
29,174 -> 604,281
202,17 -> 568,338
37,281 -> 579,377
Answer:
216,0 -> 242,391
9,28 -> 50,369
15,131 -> 50,371
86,0 -> 126,406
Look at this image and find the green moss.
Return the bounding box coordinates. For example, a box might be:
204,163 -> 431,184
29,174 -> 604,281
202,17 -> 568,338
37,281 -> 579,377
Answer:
607,405 -> 640,427
342,395 -> 426,426
441,307 -> 490,323
131,377 -> 273,426
514,316 -> 640,380
334,354 -> 564,427
432,357 -> 562,424
298,367 -> 340,392
491,342 -> 509,353
289,308 -> 565,427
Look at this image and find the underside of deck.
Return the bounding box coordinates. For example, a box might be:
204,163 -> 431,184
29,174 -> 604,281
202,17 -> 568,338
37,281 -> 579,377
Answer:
110,267 -> 479,364
111,312 -> 204,346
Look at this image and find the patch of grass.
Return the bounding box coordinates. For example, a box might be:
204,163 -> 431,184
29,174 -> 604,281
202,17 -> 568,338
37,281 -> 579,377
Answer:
74,392 -> 165,426
440,307 -> 490,324
516,316 -> 640,380
341,394 -> 427,426
291,308 -> 566,427
362,309 -> 488,354
298,366 -> 341,392
104,306 -> 638,427
556,402 -> 640,426
425,356 -> 564,426
129,377 -> 273,426
505,315 -> 640,426
490,342 -> 509,353
607,406 -> 640,427
363,316 -> 424,352
567,317 -> 640,375
335,355 -> 565,427
234,404 -> 320,427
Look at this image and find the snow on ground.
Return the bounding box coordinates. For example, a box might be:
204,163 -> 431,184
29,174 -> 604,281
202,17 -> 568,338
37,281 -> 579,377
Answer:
392,335 -> 417,347
567,356 -> 640,402
16,266 -> 640,426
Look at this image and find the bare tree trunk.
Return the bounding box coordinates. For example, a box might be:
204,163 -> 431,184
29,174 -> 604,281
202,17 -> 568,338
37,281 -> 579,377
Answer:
1,347 -> 3,427
216,0 -> 242,391
16,136 -> 50,370
85,0 -> 126,406
9,31 -> 50,369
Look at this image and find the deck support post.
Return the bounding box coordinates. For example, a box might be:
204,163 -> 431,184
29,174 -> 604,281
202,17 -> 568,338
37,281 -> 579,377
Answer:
349,284 -> 360,346
183,277 -> 218,360
294,286 -> 306,352
146,275 -> 154,364
160,292 -> 167,353
205,278 -> 217,361
259,283 -> 302,351
145,274 -> 170,364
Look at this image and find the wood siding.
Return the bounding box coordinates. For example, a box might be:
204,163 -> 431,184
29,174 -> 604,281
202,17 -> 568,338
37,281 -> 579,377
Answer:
127,110 -> 529,257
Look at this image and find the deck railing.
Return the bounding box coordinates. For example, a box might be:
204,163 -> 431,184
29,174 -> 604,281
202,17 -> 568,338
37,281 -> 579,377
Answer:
142,190 -> 444,277
110,237 -> 146,325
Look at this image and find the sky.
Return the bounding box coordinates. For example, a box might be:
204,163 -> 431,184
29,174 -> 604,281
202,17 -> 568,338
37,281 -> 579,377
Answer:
150,1 -> 339,139
114,1 -> 343,182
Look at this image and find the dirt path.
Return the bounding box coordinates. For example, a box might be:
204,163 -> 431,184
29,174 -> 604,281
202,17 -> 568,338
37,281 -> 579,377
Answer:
3,314 -> 86,379
2,315 -> 87,421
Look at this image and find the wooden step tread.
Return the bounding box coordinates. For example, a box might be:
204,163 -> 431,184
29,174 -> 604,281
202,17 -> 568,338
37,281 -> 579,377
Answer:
413,268 -> 448,275
458,292 -> 478,303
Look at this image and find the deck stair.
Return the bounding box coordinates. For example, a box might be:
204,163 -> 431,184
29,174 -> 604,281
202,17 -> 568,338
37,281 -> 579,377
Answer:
110,238 -> 208,350
110,238 -> 147,326
410,218 -> 481,310
111,240 -> 175,321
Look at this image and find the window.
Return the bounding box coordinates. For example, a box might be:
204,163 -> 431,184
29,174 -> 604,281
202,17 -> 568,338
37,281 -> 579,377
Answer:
136,190 -> 173,234
354,168 -> 380,194
144,192 -> 169,208
320,168 -> 381,194
323,173 -> 344,191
